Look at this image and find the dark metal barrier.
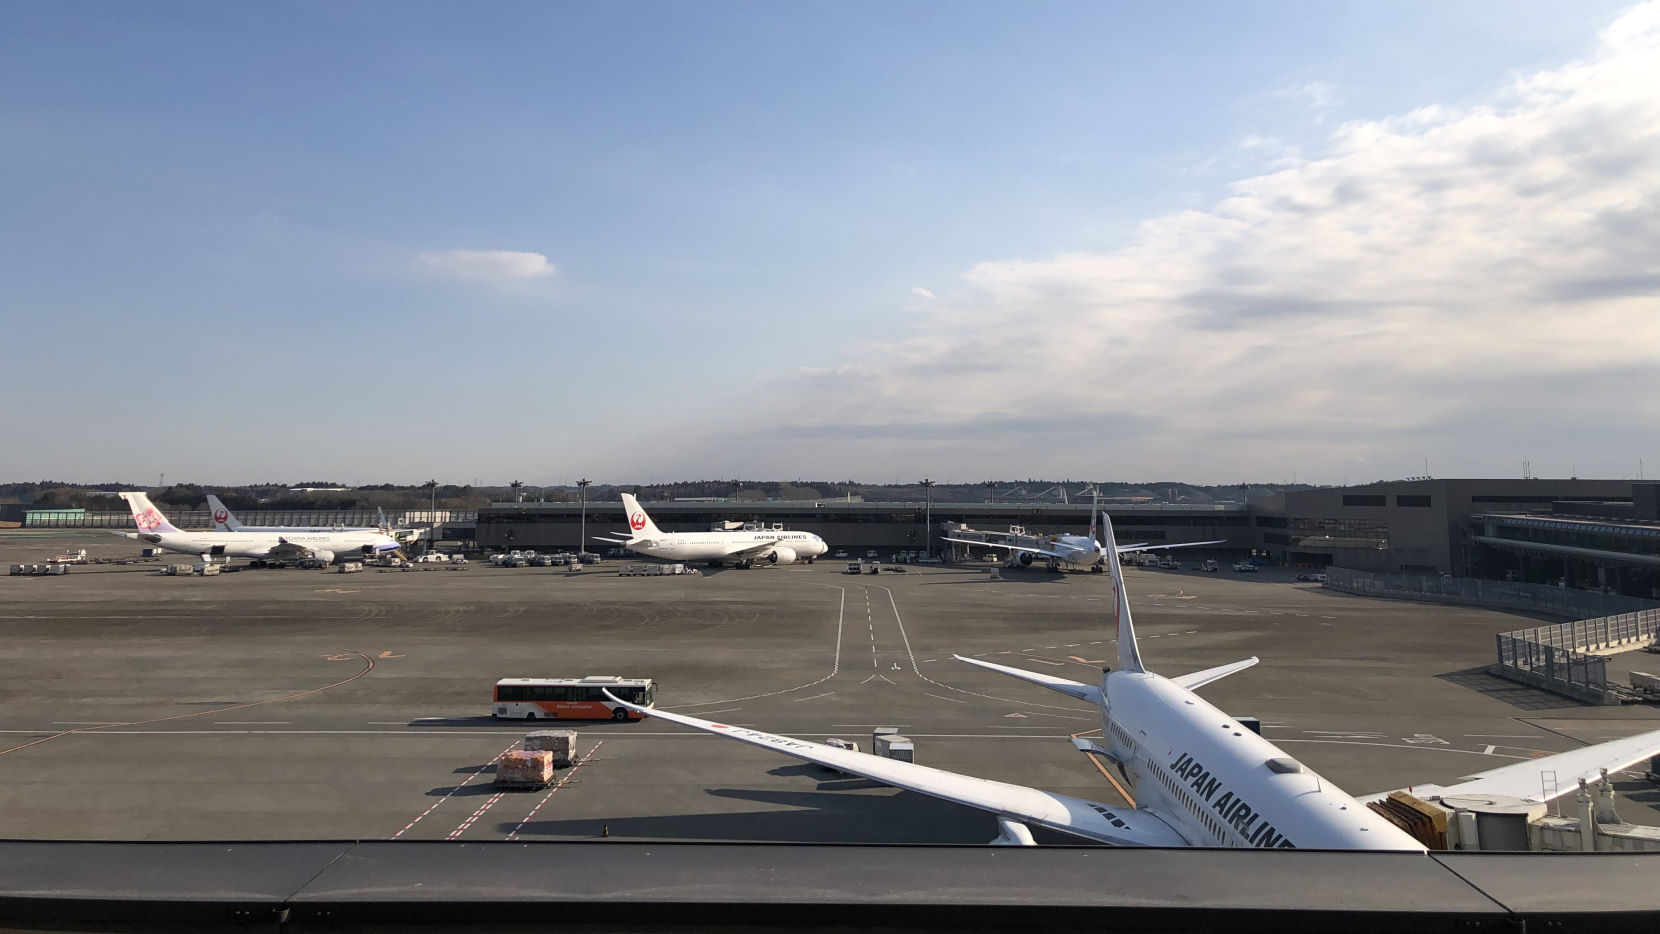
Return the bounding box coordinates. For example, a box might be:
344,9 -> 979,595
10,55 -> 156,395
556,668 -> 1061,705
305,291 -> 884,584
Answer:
1,840 -> 1658,932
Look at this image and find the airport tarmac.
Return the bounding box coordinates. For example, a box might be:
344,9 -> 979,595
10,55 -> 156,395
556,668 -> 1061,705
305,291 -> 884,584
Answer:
2,530 -> 1657,844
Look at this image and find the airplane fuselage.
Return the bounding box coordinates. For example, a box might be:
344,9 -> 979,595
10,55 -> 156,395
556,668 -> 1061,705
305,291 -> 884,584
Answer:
120,529 -> 399,560
1104,670 -> 1419,849
623,530 -> 828,564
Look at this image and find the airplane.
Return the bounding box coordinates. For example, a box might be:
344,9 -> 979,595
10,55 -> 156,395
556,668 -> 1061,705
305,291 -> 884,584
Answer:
206,494 -> 418,545
592,493 -> 829,569
114,492 -> 401,566
943,494 -> 1223,572
606,512 -> 1660,849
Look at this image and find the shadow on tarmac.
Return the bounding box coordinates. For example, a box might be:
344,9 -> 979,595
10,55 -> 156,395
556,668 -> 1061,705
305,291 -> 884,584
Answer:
1434,666 -> 1586,711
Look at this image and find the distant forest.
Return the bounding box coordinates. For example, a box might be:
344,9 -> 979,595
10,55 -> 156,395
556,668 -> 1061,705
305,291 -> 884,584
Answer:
0,478 -> 1316,511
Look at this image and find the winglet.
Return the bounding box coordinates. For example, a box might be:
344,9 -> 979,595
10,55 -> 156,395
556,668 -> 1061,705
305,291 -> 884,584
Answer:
205,494 -> 242,532
1101,513 -> 1144,673
619,492 -> 663,539
119,492 -> 181,534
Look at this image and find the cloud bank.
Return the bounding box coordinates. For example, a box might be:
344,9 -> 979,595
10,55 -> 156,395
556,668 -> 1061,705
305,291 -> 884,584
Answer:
417,249 -> 558,282
750,3 -> 1660,482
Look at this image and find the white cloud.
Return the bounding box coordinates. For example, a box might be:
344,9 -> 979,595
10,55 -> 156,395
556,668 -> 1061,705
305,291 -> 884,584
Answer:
416,249 -> 558,283
1276,80 -> 1336,111
743,3 -> 1660,482
911,287 -> 937,301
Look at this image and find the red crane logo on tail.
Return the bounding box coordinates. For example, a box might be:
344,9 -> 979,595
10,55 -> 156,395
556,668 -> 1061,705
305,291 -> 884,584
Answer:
629,512 -> 647,531
213,510 -> 228,524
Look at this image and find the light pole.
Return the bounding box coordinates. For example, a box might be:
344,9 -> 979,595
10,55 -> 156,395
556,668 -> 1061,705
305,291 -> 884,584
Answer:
577,478 -> 590,556
920,478 -> 935,558
428,479 -> 437,519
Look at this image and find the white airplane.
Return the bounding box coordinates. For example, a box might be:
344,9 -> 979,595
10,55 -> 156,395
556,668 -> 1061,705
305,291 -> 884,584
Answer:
943,495 -> 1223,572
607,513 -> 1660,849
206,494 -> 417,544
593,493 -> 829,568
114,492 -> 401,565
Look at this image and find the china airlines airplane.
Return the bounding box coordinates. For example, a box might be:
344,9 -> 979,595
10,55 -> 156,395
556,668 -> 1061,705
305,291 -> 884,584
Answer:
943,494 -> 1223,572
114,493 -> 400,565
594,493 -> 828,568
608,513 -> 1660,848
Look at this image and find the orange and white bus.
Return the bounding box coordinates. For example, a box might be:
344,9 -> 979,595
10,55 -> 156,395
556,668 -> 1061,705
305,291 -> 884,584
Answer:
492,676 -> 656,722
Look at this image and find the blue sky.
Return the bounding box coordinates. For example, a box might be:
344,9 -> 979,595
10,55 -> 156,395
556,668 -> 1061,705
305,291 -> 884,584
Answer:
3,1 -> 1656,485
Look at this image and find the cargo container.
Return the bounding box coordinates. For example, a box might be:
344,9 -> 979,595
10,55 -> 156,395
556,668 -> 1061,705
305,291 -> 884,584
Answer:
494,749 -> 556,788
524,730 -> 578,768
874,733 -> 914,763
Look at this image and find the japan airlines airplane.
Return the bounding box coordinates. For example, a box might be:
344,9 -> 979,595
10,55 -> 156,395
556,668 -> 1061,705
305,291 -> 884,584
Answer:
593,493 -> 828,568
943,494 -> 1223,572
205,494 -> 417,544
607,513 -> 1660,848
114,493 -> 401,565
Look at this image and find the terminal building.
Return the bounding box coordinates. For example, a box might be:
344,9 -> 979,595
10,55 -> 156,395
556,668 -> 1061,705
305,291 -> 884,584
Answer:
478,479 -> 1660,599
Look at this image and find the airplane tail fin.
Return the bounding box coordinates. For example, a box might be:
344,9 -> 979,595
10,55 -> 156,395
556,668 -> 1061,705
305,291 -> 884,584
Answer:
1101,513 -> 1145,673
205,494 -> 242,531
119,492 -> 181,534
619,492 -> 663,539
1089,490 -> 1100,545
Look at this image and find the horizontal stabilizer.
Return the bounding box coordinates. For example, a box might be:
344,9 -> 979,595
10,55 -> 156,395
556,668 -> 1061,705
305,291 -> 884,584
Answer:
952,655 -> 1103,705
1170,657 -> 1259,692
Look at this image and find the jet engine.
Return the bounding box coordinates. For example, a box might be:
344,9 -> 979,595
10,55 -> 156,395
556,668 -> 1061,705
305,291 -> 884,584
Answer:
764,547 -> 798,565
1015,552 -> 1034,567
313,549 -> 335,565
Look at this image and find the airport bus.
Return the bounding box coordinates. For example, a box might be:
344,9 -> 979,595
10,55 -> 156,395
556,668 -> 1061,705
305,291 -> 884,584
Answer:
492,676 -> 656,721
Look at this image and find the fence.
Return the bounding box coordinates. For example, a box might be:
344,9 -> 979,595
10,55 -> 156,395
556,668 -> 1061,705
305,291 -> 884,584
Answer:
1492,609 -> 1660,705
1324,567 -> 1659,619
1493,633 -> 1612,704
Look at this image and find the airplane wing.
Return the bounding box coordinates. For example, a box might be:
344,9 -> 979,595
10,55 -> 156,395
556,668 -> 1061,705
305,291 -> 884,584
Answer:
1170,657 -> 1260,692
723,539 -> 782,559
604,692 -> 1186,847
940,536 -> 1066,560
1362,727 -> 1660,804
1115,540 -> 1226,554
952,655 -> 1102,705
591,536 -> 634,544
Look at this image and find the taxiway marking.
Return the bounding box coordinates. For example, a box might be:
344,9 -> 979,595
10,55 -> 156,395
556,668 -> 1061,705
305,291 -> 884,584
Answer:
505,743 -> 602,841
392,738 -> 520,839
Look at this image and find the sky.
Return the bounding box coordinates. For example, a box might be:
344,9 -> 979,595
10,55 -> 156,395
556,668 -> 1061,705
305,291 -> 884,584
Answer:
2,1 -> 1657,487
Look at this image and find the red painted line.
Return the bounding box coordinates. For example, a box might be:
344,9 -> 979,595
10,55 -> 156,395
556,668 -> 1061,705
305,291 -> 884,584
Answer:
505,741 -> 603,841
391,739 -> 520,839
448,791 -> 507,840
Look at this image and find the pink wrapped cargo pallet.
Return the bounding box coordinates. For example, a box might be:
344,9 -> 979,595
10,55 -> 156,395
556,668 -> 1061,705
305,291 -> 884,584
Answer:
494,749 -> 555,788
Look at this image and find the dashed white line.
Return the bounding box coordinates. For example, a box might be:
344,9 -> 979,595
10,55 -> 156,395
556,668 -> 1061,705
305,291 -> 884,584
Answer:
792,692 -> 835,703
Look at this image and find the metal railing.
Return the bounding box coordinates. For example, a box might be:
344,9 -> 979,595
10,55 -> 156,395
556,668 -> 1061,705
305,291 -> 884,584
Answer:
1491,608 -> 1660,705
16,510 -> 477,529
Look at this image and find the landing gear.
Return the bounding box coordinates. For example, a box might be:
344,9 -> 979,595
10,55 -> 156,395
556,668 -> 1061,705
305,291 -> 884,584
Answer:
735,559 -> 753,570
1090,564 -> 1104,574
